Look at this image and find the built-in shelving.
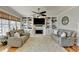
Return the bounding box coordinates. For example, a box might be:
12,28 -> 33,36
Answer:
21,17 -> 57,36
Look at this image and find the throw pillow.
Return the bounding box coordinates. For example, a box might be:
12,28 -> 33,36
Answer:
71,32 -> 76,38
10,31 -> 14,37
53,29 -> 58,35
61,32 -> 67,38
14,32 -> 20,38
67,31 -> 72,37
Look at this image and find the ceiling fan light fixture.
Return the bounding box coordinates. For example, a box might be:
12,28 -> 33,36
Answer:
32,8 -> 47,17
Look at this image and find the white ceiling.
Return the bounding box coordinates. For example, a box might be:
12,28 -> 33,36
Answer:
9,6 -> 74,17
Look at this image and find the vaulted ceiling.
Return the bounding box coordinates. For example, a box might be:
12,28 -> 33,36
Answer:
9,6 -> 74,17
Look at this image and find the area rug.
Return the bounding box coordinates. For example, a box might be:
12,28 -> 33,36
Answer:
16,35 -> 66,52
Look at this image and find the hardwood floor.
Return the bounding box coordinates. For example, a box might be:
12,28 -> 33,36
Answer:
0,44 -> 79,52
8,45 -> 79,52
8,47 -> 18,52
64,45 -> 78,52
0,45 -> 78,52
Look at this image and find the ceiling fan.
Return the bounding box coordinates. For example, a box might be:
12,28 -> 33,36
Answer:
32,8 -> 47,17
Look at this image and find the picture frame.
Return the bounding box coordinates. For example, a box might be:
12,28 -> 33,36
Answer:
62,16 -> 69,25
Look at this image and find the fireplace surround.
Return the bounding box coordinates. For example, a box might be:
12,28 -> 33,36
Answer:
35,30 -> 43,34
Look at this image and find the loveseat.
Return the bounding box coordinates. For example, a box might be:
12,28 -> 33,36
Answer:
51,29 -> 77,47
6,29 -> 30,47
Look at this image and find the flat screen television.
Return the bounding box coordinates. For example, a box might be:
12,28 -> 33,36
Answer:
33,18 -> 45,24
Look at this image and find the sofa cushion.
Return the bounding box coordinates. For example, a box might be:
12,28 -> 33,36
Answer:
21,36 -> 27,44
14,32 -> 20,38
6,32 -> 11,37
17,29 -> 25,36
66,31 -> 73,37
9,31 -> 14,37
57,29 -> 74,37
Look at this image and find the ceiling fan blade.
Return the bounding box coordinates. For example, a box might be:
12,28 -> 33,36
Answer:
41,14 -> 46,16
32,11 -> 39,14
41,11 -> 46,13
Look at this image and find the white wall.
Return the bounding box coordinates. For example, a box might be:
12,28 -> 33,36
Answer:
57,7 -> 79,31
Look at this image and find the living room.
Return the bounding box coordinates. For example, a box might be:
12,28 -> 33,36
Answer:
0,6 -> 79,52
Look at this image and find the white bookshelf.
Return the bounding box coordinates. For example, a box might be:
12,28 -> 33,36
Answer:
21,17 -> 33,35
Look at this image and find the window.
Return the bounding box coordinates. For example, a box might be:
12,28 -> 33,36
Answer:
17,22 -> 21,29
2,19 -> 9,36
0,18 -> 21,37
10,20 -> 16,30
0,19 -> 9,36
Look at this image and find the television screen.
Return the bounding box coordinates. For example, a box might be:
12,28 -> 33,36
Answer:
34,18 -> 45,24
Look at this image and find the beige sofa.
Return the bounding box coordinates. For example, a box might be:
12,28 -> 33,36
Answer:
6,29 -> 30,47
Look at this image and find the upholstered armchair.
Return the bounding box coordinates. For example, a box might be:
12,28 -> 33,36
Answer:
59,31 -> 77,47
51,29 -> 77,47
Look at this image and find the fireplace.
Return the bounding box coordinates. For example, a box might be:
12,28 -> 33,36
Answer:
35,30 -> 43,34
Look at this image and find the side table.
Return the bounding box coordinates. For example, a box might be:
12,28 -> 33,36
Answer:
0,36 -> 8,45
